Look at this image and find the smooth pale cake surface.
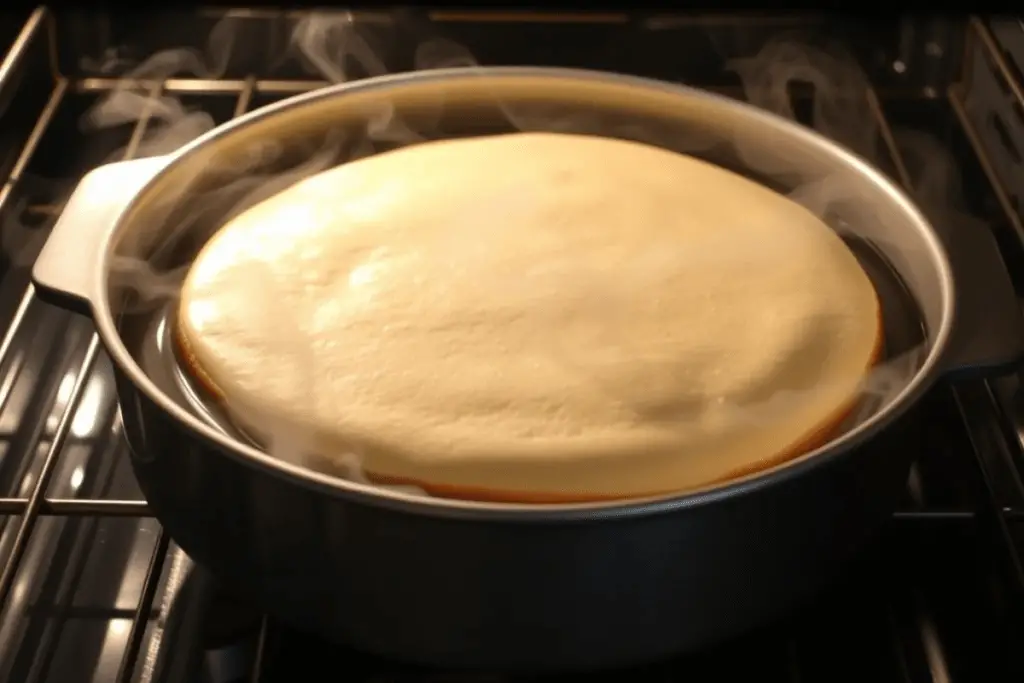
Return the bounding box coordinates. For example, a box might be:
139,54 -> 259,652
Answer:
177,132 -> 881,501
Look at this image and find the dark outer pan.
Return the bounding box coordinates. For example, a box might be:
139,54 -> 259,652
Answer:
29,68 -> 1024,670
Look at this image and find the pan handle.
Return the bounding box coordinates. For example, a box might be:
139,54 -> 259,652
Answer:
32,156 -> 171,317
939,213 -> 1024,379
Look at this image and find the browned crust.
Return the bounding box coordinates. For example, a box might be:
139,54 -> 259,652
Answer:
175,290 -> 886,504
175,316 -> 223,398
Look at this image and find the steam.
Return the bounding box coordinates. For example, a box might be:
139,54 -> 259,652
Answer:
16,13 -> 977,501
729,40 -> 879,161
292,11 -> 389,82
727,38 -> 943,431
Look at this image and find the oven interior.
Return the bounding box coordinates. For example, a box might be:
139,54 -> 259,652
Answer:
0,9 -> 1020,683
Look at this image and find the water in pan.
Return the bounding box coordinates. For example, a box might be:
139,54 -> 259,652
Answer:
115,223 -> 927,499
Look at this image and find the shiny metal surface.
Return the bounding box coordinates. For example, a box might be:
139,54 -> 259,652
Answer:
30,64 -> 957,518
0,7 -> 1018,682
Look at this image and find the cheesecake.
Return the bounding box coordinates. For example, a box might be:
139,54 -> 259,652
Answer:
175,132 -> 883,503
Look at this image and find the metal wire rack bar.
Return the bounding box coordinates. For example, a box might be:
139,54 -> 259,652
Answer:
0,499 -> 151,515
0,8 -> 1019,683
66,77 -> 945,100
115,528 -> 169,683
0,337 -> 100,606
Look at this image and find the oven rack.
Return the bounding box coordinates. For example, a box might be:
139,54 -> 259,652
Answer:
0,9 -> 1020,682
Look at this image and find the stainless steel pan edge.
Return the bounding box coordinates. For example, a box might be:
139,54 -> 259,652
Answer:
28,66 -> 1024,518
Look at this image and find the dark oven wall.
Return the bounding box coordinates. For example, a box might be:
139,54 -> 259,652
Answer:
48,11 -> 963,92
